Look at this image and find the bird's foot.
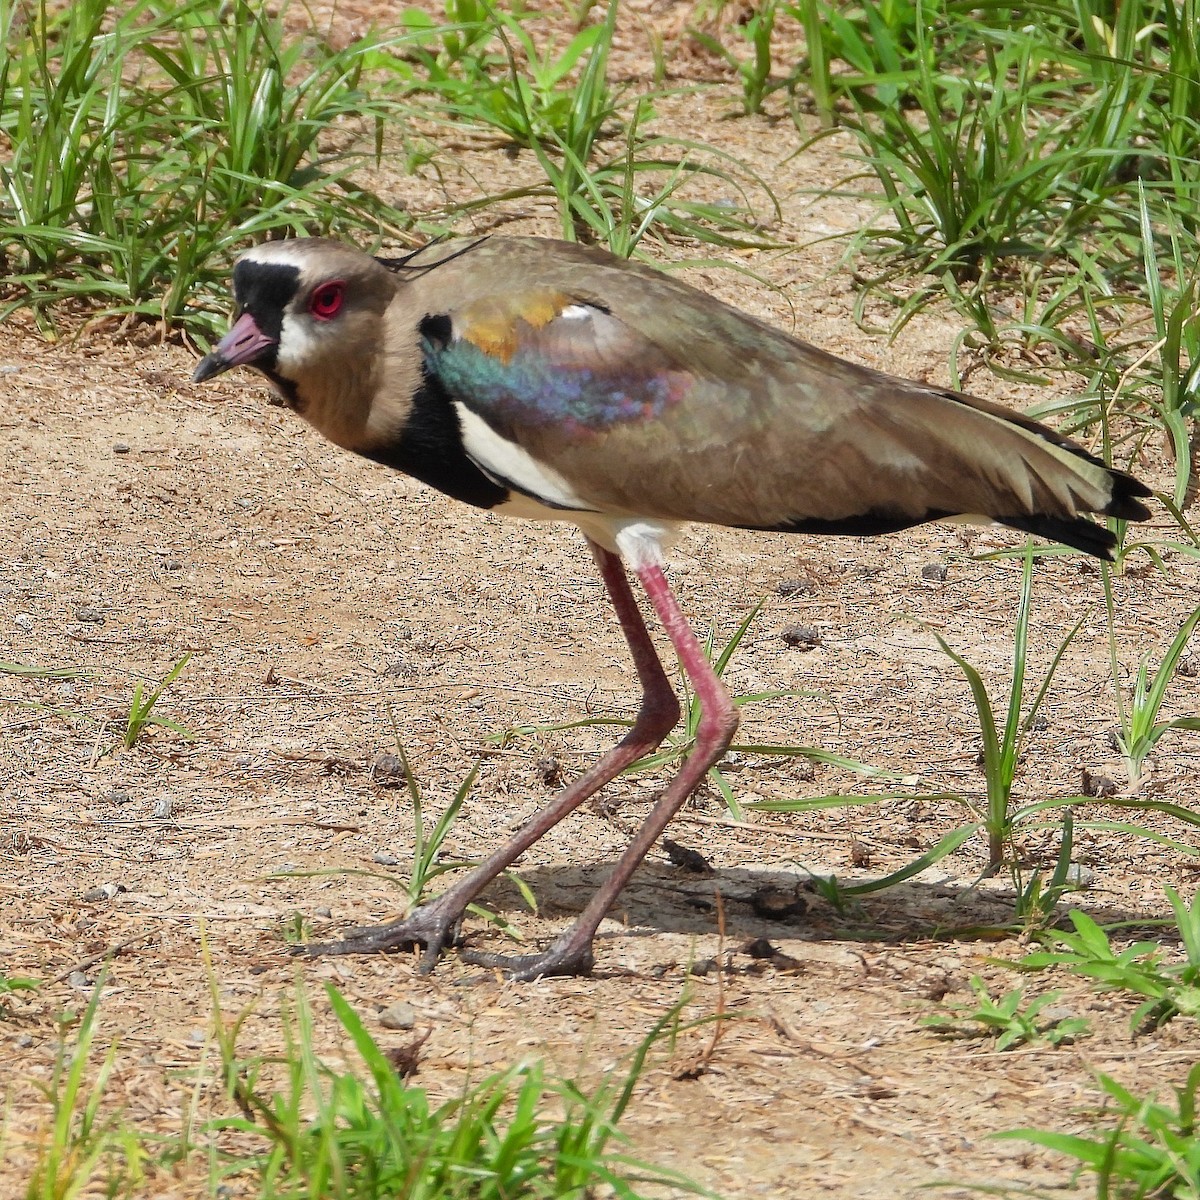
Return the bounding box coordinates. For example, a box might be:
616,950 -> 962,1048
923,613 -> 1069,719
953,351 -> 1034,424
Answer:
459,933 -> 594,981
297,898 -> 463,974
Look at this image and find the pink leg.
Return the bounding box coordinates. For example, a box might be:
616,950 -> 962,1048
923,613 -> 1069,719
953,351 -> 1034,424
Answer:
303,540 -> 681,970
463,560 -> 740,979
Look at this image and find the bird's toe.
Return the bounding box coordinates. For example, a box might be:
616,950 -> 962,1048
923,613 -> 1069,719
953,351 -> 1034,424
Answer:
459,940 -> 595,981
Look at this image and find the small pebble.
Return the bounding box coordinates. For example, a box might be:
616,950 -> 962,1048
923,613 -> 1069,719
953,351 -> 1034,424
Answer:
152,798 -> 173,819
314,905 -> 333,919
749,885 -> 807,922
536,756 -> 564,788
163,558 -> 183,572
109,788 -> 131,804
662,837 -> 714,875
921,562 -> 948,582
113,442 -> 130,454
15,1033 -> 33,1048
780,623 -> 820,649
379,1000 -> 416,1030
373,851 -> 400,866
13,613 -> 34,632
67,971 -> 91,989
371,752 -> 407,788
740,937 -> 780,960
75,605 -> 105,624
1065,864 -> 1095,888
82,883 -> 123,902
688,958 -> 718,977
1081,768 -> 1118,798
776,578 -> 815,598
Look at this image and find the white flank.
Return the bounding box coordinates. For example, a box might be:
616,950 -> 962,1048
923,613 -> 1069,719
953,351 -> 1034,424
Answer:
559,304 -> 592,320
453,404 -> 681,562
454,403 -> 589,510
611,519 -> 676,569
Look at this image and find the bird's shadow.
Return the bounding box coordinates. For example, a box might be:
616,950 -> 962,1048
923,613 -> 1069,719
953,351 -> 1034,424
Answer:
468,857 -> 1167,951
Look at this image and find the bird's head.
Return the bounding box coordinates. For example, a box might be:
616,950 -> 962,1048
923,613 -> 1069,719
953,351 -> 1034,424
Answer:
193,239 -> 398,407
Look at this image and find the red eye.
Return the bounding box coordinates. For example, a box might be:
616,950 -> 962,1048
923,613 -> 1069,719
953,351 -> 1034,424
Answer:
309,281 -> 345,320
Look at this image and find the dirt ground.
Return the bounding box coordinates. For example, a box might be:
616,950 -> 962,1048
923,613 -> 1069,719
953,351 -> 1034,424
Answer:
2,4 -> 1199,1197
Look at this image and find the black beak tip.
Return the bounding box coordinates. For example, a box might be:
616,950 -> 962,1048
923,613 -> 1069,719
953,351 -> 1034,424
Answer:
193,353 -> 229,384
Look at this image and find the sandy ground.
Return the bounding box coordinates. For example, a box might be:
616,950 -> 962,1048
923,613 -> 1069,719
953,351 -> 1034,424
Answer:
2,4 -> 1199,1197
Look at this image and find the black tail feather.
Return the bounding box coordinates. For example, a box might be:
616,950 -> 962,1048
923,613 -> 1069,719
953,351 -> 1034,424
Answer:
996,513 -> 1118,560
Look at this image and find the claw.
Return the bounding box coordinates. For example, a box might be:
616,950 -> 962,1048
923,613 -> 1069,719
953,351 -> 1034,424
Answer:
459,939 -> 595,981
298,901 -> 462,965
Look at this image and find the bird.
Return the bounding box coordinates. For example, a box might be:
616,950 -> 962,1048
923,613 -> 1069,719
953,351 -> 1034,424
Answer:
193,235 -> 1152,980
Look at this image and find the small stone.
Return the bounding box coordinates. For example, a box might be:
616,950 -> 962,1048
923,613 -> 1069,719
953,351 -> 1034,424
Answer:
314,905 -> 333,919
75,605 -> 105,624
67,971 -> 91,989
163,558 -> 183,572
15,1033 -> 33,1048
371,752 -> 407,788
13,613 -> 34,632
749,885 -> 807,922
1029,711 -> 1050,732
741,937 -> 780,959
188,1028 -> 206,1045
921,562 -> 948,582
688,958 -> 718,977
109,787 -> 131,805
662,837 -> 714,875
152,798 -> 173,819
780,623 -> 820,649
82,883 -> 123,902
1065,864 -> 1095,888
373,851 -> 400,866
776,578 -> 815,598
1178,656 -> 1198,678
536,756 -> 564,788
379,1000 -> 416,1030
1081,768 -> 1117,798
113,442 -> 130,454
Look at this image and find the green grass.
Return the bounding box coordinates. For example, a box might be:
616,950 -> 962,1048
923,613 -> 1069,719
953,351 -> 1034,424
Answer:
920,975 -> 1090,1050
1000,1064 -> 1200,1198
494,599 -> 894,824
5,1 -> 1200,1190
119,653 -> 193,750
792,0 -> 1200,503
209,984 -> 714,1199
8,970 -> 716,1199
1018,887 -> 1200,1033
1,0 -> 409,338
0,970 -> 39,1019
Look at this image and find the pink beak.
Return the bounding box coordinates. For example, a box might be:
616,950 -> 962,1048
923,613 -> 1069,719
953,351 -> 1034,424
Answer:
193,312 -> 277,382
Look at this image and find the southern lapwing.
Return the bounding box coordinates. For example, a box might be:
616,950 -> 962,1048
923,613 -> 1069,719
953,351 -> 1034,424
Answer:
194,236 -> 1152,979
